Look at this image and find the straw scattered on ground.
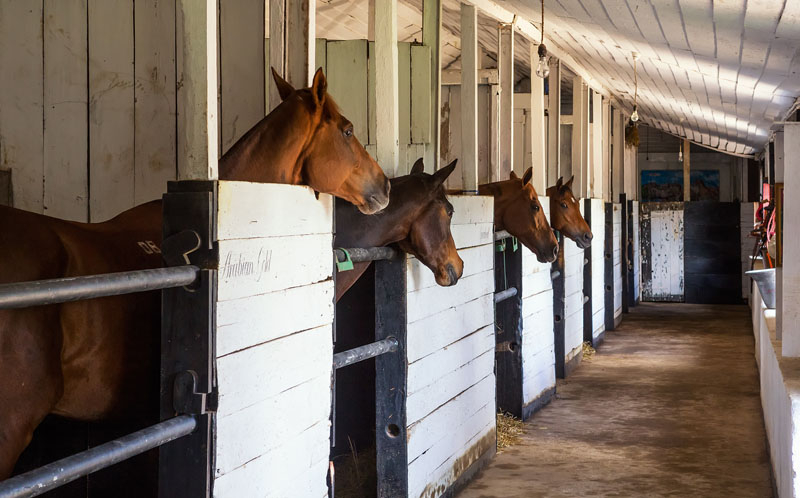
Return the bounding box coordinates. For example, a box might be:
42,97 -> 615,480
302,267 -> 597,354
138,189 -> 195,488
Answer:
582,341 -> 596,361
496,412 -> 524,451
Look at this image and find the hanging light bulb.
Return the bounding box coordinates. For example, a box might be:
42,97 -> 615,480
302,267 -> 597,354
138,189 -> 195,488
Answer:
536,44 -> 550,78
630,104 -> 639,122
678,141 -> 683,162
535,0 -> 549,79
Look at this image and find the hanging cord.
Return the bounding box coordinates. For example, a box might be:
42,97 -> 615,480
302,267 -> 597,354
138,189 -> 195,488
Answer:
633,56 -> 638,106
541,0 -> 545,44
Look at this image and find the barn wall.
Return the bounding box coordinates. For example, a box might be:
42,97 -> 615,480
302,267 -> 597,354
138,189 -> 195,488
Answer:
564,201 -> 585,366
751,283 -> 800,498
639,152 -> 743,202
589,199 -> 606,339
613,203 -> 623,321
406,195 -> 495,498
631,200 -> 641,303
521,196 -> 556,407
212,182 -> 334,497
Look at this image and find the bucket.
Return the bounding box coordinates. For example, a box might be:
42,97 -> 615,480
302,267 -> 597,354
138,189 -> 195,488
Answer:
746,268 -> 776,309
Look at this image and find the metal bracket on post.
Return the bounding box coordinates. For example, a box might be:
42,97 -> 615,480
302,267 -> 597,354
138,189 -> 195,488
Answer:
159,180 -> 218,498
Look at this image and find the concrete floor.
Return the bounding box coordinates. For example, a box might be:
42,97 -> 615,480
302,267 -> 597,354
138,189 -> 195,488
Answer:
458,303 -> 773,498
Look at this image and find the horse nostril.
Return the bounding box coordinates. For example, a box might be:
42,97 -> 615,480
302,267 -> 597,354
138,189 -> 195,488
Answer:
552,245 -> 559,258
584,232 -> 593,241
446,264 -> 458,285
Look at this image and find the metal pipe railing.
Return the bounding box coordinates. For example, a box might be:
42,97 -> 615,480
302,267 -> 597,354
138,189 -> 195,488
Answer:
333,337 -> 399,369
494,230 -> 512,241
494,287 -> 518,304
334,247 -> 398,265
0,415 -> 197,498
0,266 -> 199,310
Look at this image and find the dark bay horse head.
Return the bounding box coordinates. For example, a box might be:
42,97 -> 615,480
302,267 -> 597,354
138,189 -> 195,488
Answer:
335,159 -> 464,298
220,67 -> 390,214
478,168 -> 558,263
546,176 -> 593,249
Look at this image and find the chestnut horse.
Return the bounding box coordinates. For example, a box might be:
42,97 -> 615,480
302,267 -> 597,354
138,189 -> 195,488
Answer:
546,176 -> 593,248
478,168 -> 559,263
0,68 -> 388,480
335,159 -> 464,299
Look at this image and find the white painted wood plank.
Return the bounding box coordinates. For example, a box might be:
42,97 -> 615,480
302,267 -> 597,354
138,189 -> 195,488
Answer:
326,40 -> 369,143
285,0 -> 315,88
0,0 -> 44,213
407,269 -> 494,324
499,25 -> 514,177
422,0 -> 441,170
43,0 -> 88,221
529,45 -> 547,194
134,0 -> 177,205
89,0 -> 134,221
220,0 -> 265,153
215,373 -> 331,475
217,234 -> 332,302
375,0 -> 400,177
217,182 -> 333,239
217,280 -> 334,357
523,359 -> 556,404
449,194 -> 494,225
216,323 -> 332,416
450,222 -> 494,249
407,243 -> 492,293
176,0 -> 219,180
398,42 -> 411,147
547,60 -> 561,185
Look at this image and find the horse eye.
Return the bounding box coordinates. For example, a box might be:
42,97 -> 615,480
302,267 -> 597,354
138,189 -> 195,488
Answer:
561,202 -> 568,209
532,204 -> 540,212
343,127 -> 353,137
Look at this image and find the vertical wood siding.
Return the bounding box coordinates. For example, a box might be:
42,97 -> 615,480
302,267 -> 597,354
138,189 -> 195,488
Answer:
564,200 -> 585,364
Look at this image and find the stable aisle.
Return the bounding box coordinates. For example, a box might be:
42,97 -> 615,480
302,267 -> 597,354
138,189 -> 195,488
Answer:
459,303 -> 773,498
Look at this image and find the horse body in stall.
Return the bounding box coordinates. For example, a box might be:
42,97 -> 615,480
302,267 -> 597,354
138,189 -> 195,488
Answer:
0,68 -> 389,480
546,176 -> 593,248
334,159 -> 463,300
478,168 -> 559,263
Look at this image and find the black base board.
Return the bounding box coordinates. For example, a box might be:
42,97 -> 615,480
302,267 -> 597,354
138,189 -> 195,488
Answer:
522,386 -> 556,421
592,330 -> 606,348
564,351 -> 582,377
441,445 -> 497,498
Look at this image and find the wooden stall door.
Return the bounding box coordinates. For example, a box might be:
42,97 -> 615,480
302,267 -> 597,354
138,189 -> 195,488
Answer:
641,202 -> 685,302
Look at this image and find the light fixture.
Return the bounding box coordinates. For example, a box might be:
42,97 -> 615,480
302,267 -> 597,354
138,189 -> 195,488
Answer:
630,52 -> 639,122
678,141 -> 683,162
535,0 -> 549,79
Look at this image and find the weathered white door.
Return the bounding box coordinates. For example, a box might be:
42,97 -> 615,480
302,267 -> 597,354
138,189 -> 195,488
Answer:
641,203 -> 684,302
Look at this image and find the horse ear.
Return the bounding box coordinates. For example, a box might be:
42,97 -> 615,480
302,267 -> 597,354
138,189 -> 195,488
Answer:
564,175 -> 574,190
555,177 -> 563,188
509,171 -> 519,180
522,167 -> 533,185
271,67 -> 295,101
410,158 -> 425,175
432,159 -> 457,186
311,68 -> 327,107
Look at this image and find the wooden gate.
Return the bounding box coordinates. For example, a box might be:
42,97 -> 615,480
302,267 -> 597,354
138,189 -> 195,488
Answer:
641,202 -> 685,302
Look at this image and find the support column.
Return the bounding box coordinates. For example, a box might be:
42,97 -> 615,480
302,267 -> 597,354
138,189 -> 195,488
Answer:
776,131 -> 785,341
176,0 -> 218,180
374,0 -> 400,177
602,99 -> 611,202
612,108 -> 624,202
591,91 -> 603,199
499,24 -> 514,178
423,0 -> 441,172
460,3 -> 478,192
269,0 -> 315,110
571,75 -> 587,197
782,123 -> 800,356
683,138 -> 691,201
529,43 -> 547,194
547,60 -> 561,187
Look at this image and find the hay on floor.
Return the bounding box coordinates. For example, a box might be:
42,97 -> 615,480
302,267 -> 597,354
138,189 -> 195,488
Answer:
582,341 -> 596,361
496,412 -> 524,451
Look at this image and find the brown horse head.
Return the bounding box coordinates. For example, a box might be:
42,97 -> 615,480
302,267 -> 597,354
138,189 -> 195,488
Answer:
221,68 -> 390,214
546,176 -> 593,248
478,168 -> 558,263
396,159 -> 464,286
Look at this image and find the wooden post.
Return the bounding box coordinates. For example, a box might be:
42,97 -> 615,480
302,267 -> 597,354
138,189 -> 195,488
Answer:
490,84 -> 502,182
547,60 -> 561,187
591,91 -> 603,199
782,124 -> 800,356
176,0 -> 218,181
571,75 -> 586,197
499,25 -> 514,178
683,138 -> 691,201
269,0 -> 314,110
460,3 -> 478,192
529,43 -> 547,194
422,0 -> 441,172
602,100 -> 611,202
776,130 -> 785,341
374,0 -> 400,177
612,108 -> 624,202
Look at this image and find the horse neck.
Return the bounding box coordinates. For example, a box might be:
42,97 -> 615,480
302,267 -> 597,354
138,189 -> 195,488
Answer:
219,99 -> 311,183
480,182 -> 513,225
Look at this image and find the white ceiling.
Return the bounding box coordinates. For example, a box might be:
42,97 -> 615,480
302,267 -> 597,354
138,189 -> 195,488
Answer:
314,0 -> 800,156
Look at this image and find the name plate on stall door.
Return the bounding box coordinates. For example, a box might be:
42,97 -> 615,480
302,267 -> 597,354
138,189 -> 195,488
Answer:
217,235 -> 332,302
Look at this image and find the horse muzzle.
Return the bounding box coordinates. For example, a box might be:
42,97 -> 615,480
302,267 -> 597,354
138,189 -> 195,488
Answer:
357,178 -> 391,214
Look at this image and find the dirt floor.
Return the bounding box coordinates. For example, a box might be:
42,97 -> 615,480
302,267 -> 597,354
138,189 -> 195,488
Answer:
458,303 -> 773,498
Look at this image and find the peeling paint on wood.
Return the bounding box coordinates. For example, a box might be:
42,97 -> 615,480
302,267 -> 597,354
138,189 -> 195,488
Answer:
641,202 -> 685,302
